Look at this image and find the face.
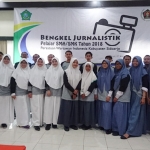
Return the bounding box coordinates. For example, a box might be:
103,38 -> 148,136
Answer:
37,59 -> 44,67
3,56 -> 10,65
72,60 -> 78,68
48,54 -> 54,63
85,54 -> 92,62
21,53 -> 28,59
106,57 -> 113,62
102,61 -> 108,69
132,58 -> 139,67
85,64 -> 91,72
124,56 -> 131,66
115,61 -> 122,70
65,52 -> 72,60
52,59 -> 58,67
20,60 -> 27,68
33,54 -> 39,63
144,56 -> 150,65
0,54 -> 3,61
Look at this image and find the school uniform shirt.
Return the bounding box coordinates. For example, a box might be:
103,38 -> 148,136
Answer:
58,58 -> 81,127
0,54 -> 14,124
11,58 -> 30,126
44,57 -> 64,124
79,62 -> 97,126
28,57 -> 46,126
61,61 -> 70,70
80,62 -> 97,76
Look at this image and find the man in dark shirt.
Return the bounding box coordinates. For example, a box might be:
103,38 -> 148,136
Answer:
80,52 -> 97,75
123,55 -> 131,69
61,51 -> 73,70
0,52 -> 3,62
14,52 -> 31,68
31,54 -> 40,68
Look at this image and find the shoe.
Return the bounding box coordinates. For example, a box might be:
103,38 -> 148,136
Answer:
112,131 -> 119,136
1,124 -> 7,129
120,134 -> 130,139
82,125 -> 91,130
105,129 -> 112,134
79,124 -> 85,129
64,126 -> 69,131
99,127 -> 104,130
70,125 -> 78,130
34,126 -> 40,131
52,124 -> 57,129
45,124 -> 51,130
20,125 -> 30,129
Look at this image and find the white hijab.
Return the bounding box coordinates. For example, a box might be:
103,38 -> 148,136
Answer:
29,57 -> 47,89
45,57 -> 64,89
0,54 -> 14,87
81,62 -> 97,94
65,58 -> 81,89
12,58 -> 30,90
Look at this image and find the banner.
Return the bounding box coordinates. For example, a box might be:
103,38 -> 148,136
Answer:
14,7 -> 150,63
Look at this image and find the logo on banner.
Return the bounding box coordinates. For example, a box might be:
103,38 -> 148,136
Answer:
93,15 -> 138,53
142,9 -> 150,20
20,10 -> 32,20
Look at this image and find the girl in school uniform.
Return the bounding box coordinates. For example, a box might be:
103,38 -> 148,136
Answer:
122,56 -> 148,139
79,62 -> 97,130
96,59 -> 114,134
58,58 -> 81,131
44,57 -> 64,130
11,58 -> 30,129
28,57 -> 46,131
0,54 -> 14,128
111,59 -> 131,136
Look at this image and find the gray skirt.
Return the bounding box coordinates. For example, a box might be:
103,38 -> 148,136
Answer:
79,100 -> 96,126
58,99 -> 78,127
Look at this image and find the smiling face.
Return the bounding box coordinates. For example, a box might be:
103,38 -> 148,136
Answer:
102,60 -> 108,69
72,60 -> 78,68
85,54 -> 92,62
20,60 -> 27,68
37,58 -> 44,67
52,59 -> 58,67
85,64 -> 91,72
3,56 -> 10,65
115,61 -> 122,70
48,54 -> 54,63
132,58 -> 139,67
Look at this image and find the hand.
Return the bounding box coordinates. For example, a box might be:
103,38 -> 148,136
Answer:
11,95 -> 16,99
113,97 -> 118,103
106,96 -> 111,102
72,94 -> 77,99
140,98 -> 145,105
74,90 -> 78,95
46,90 -> 51,97
94,94 -> 98,100
28,93 -> 32,98
148,98 -> 150,105
81,94 -> 86,99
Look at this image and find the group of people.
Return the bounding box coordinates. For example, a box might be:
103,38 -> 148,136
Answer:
0,50 -> 150,140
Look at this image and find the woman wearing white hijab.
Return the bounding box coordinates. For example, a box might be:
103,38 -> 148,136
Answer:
44,57 -> 64,130
58,58 -> 81,131
0,54 -> 14,128
28,57 -> 46,131
79,62 -> 97,130
11,58 -> 30,129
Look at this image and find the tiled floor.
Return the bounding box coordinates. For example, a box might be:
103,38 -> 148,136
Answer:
0,123 -> 150,150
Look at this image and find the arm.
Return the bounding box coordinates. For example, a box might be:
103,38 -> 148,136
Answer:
10,77 -> 16,94
93,64 -> 97,76
64,72 -> 74,92
28,82 -> 32,94
85,80 -> 96,96
115,75 -> 130,99
79,64 -> 83,74
76,80 -> 81,91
